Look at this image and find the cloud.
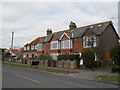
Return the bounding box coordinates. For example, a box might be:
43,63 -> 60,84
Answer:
2,2 -> 118,49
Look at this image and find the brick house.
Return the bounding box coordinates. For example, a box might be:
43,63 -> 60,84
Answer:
23,21 -> 119,63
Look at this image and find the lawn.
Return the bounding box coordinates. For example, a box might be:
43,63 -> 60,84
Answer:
93,65 -> 113,71
95,75 -> 120,83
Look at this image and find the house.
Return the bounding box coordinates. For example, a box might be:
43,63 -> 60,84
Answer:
5,48 -> 24,58
23,21 -> 119,63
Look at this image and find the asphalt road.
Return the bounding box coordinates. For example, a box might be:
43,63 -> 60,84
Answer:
2,64 -> 118,88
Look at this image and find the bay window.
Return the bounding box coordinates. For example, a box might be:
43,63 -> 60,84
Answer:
51,41 -> 59,50
37,43 -> 43,51
61,39 -> 72,49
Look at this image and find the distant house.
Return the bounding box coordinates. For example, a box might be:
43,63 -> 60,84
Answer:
5,47 -> 24,58
22,21 -> 119,63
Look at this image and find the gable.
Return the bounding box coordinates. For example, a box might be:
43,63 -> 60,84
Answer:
83,29 -> 95,37
60,33 -> 70,40
38,39 -> 42,43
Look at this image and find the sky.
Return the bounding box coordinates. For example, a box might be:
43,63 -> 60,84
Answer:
1,0 -> 119,49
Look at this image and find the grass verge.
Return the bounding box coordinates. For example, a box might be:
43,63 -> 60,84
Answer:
95,75 -> 120,84
2,62 -> 79,74
93,66 -> 112,72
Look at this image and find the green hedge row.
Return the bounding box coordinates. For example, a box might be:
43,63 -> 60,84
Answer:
57,54 -> 80,61
36,54 -> 52,60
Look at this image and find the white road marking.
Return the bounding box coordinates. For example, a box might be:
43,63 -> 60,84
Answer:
15,74 -> 40,83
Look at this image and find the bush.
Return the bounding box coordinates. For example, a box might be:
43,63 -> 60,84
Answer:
37,54 -> 52,60
110,45 -> 120,66
57,54 -> 80,61
111,66 -> 120,73
81,49 -> 95,69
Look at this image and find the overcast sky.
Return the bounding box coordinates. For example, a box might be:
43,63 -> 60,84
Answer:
1,0 -> 119,49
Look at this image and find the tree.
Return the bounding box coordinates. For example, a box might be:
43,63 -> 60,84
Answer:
110,45 -> 120,66
81,49 -> 95,70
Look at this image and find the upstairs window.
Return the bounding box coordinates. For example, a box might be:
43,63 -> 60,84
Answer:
35,45 -> 37,50
24,47 -> 26,50
61,39 -> 72,49
31,45 -> 34,50
83,35 -> 97,48
51,41 -> 59,50
37,43 -> 43,51
26,46 -> 30,50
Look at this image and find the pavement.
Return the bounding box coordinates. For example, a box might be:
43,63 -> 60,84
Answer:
38,65 -> 119,84
2,64 -> 119,88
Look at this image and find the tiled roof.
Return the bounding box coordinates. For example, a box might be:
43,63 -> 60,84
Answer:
24,21 -> 113,44
12,49 -> 21,54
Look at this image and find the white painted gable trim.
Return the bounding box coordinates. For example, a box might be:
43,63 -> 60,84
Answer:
59,32 -> 70,40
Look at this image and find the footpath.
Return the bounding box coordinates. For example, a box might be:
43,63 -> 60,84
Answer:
37,65 -> 119,85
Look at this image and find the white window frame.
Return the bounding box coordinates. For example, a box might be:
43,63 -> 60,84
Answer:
35,45 -> 37,50
83,35 -> 97,48
27,46 -> 30,50
51,41 -> 59,50
37,43 -> 43,51
24,47 -> 26,50
61,39 -> 72,49
31,45 -> 34,50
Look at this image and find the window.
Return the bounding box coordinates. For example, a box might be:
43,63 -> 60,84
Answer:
61,39 -> 72,49
51,41 -> 59,50
35,45 -> 37,50
83,35 -> 97,48
37,43 -> 43,51
24,47 -> 26,50
26,46 -> 30,50
31,45 -> 34,50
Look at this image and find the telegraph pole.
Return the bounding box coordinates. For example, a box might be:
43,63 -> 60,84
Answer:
11,31 -> 14,50
10,31 -> 14,61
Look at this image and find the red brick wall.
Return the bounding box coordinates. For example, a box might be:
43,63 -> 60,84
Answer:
44,42 -> 50,54
61,34 -> 69,40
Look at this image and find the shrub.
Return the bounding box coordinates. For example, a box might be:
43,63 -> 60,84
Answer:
111,66 -> 120,73
81,49 -> 95,69
57,54 -> 80,61
110,45 -> 120,66
37,54 -> 52,60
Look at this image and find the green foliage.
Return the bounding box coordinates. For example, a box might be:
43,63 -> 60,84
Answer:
57,54 -> 80,61
81,49 -> 95,69
37,54 -> 52,60
111,66 -> 120,73
110,45 -> 120,66
4,52 -> 11,58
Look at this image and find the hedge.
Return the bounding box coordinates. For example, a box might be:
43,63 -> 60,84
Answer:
57,54 -> 80,61
36,54 -> 52,60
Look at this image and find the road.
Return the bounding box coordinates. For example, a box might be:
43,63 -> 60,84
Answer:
2,64 -> 118,88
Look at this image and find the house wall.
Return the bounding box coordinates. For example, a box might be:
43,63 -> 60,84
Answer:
97,24 -> 119,60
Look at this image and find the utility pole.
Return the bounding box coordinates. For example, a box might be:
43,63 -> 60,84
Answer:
11,32 -> 14,50
10,31 -> 14,61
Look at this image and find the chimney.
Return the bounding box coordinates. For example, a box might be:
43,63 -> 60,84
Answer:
47,28 -> 52,35
69,21 -> 77,30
